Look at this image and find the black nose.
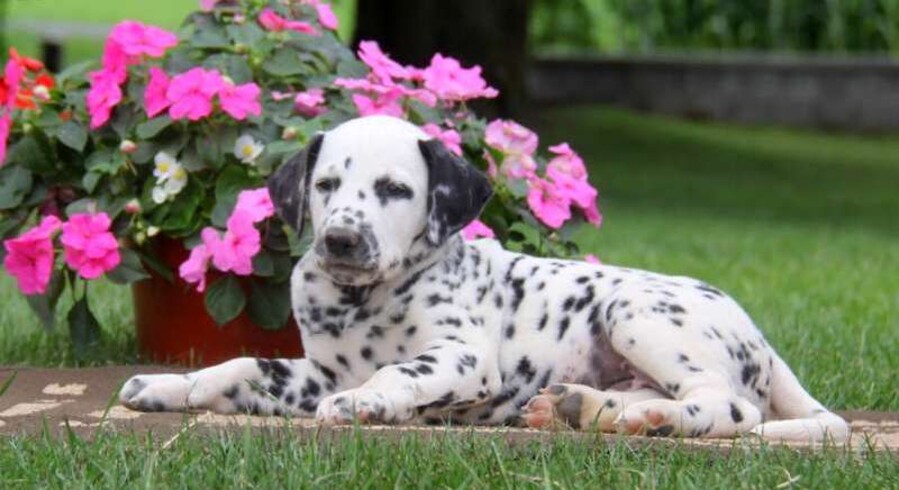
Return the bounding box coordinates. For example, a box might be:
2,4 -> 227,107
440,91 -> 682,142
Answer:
324,227 -> 362,257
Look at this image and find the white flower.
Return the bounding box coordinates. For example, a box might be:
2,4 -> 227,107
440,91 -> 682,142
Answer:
233,134 -> 264,164
152,151 -> 188,203
153,151 -> 179,181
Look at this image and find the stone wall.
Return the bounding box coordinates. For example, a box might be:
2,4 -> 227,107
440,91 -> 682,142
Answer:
528,54 -> 899,132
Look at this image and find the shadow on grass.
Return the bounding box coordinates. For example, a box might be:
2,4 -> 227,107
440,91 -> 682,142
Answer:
529,106 -> 899,238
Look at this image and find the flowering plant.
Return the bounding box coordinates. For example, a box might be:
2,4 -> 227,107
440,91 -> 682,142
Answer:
0,0 -> 601,357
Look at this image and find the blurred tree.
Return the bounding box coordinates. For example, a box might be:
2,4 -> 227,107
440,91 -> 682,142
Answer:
352,0 -> 532,116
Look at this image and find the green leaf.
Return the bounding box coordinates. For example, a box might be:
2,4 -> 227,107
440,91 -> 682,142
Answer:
6,134 -> 55,173
136,116 -> 173,139
204,276 -> 247,326
136,248 -> 174,282
57,120 -> 89,152
246,280 -> 291,330
271,253 -> 295,283
226,23 -> 265,47
56,60 -> 94,87
0,166 -> 34,210
106,248 -> 151,285
67,297 -> 102,362
262,48 -> 310,77
82,172 -> 103,193
251,250 -> 274,277
160,180 -> 204,235
25,271 -> 65,331
190,15 -> 230,49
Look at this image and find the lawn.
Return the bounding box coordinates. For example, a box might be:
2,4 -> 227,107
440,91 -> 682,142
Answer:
2,104 -> 898,485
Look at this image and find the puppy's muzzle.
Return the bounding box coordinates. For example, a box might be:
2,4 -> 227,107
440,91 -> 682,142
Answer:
324,227 -> 362,257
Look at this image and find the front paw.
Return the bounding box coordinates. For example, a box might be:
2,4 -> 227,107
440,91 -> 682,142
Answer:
119,374 -> 194,412
315,389 -> 396,425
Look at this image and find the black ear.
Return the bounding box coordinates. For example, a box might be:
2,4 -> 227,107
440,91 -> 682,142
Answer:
418,139 -> 493,246
267,133 -> 325,236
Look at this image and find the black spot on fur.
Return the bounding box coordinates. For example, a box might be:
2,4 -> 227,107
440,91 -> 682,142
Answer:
557,317 -> 571,340
516,357 -> 537,383
730,403 -> 744,423
360,346 -> 373,360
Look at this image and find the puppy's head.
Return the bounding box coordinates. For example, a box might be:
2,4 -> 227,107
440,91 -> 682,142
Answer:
268,115 -> 492,286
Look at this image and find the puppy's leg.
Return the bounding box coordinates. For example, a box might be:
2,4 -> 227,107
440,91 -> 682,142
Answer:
522,384 -> 666,430
614,381 -> 762,437
316,335 -> 500,425
120,357 -> 337,416
749,353 -> 849,442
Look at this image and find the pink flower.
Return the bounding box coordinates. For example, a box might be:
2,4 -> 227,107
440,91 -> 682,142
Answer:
422,53 -> 498,102
4,56 -> 25,109
352,91 -> 404,118
60,213 -> 121,280
584,254 -> 601,264
166,67 -> 224,121
258,8 -> 317,35
234,188 -> 275,223
547,143 -> 587,181
460,219 -> 495,241
310,1 -> 339,30
109,21 -> 178,58
526,178 -> 571,229
199,0 -> 219,11
203,210 -> 260,275
179,242 -> 211,292
294,88 -> 326,117
500,153 -> 537,180
144,67 -> 171,118
357,41 -> 413,83
100,42 -> 129,84
218,81 -> 261,120
86,69 -> 123,129
0,113 -> 11,166
546,167 -> 602,227
2,216 -> 61,295
422,123 -> 463,156
485,119 -> 538,155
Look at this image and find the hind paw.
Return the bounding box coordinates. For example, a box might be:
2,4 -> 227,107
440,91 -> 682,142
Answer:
522,384 -> 604,430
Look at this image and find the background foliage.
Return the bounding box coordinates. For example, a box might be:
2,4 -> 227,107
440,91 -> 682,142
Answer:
532,0 -> 899,54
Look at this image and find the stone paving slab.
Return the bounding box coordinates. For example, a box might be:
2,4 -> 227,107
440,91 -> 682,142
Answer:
1,366 -> 897,454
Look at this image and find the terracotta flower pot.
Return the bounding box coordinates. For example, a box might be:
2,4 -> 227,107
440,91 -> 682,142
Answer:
132,238 -> 303,367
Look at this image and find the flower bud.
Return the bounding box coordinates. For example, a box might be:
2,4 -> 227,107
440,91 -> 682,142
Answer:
134,231 -> 147,245
147,226 -> 160,237
233,42 -> 248,53
281,126 -> 298,140
233,14 -> 246,25
124,199 -> 141,215
32,85 -> 50,101
119,139 -> 138,154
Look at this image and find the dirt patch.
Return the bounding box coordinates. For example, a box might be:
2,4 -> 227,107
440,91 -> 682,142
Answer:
1,366 -> 896,453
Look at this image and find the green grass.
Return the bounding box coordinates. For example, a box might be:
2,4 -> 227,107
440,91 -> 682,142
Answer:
1,428 -> 896,489
2,106 -> 898,485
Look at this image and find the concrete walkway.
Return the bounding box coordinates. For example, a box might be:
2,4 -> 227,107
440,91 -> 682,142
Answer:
1,366 -> 897,453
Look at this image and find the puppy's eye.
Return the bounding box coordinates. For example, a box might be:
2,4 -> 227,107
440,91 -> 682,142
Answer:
385,182 -> 411,197
374,177 -> 413,203
315,178 -> 340,193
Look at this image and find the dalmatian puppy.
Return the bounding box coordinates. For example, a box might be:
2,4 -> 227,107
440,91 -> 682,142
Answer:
120,115 -> 848,442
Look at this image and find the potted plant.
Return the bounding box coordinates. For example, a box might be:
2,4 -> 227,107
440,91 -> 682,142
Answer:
0,0 -> 602,366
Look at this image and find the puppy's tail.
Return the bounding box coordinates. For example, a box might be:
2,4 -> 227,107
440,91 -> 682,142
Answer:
749,353 -> 849,443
